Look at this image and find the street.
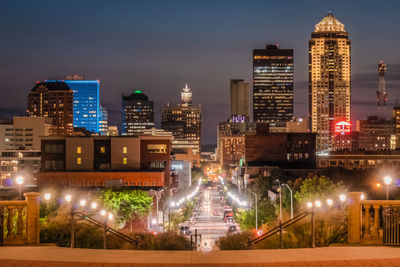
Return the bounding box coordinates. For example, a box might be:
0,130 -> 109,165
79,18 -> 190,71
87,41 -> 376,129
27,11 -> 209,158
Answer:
187,185 -> 239,250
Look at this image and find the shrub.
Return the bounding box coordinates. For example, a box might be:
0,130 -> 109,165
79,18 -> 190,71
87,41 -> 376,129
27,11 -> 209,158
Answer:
136,232 -> 191,250
217,232 -> 253,250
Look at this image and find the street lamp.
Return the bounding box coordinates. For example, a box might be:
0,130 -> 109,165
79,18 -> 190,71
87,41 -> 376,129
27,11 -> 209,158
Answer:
91,202 -> 97,209
384,176 -> 392,200
79,199 -> 86,207
315,200 -> 322,208
65,194 -> 72,202
326,199 -> 333,207
339,194 -> 346,202
100,209 -> 106,216
246,189 -> 258,231
16,176 -> 24,200
44,193 -> 51,201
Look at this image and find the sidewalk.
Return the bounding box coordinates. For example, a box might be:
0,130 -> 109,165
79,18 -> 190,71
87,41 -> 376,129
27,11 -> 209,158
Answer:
0,246 -> 399,266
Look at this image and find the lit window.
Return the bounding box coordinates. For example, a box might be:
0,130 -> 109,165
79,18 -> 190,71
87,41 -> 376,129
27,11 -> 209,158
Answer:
77,146 -> 82,154
100,146 -> 106,153
123,147 -> 127,154
77,158 -> 81,165
123,157 -> 127,165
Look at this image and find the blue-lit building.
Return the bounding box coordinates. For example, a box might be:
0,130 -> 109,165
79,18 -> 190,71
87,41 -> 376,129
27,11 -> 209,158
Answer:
44,77 -> 100,133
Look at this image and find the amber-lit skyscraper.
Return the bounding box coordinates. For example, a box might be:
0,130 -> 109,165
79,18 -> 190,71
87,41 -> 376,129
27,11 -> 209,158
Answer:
309,12 -> 351,151
27,81 -> 73,136
161,84 -> 201,165
253,44 -> 294,123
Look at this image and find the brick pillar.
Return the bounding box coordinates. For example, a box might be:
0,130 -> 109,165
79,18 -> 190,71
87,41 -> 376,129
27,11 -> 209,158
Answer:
348,192 -> 363,244
24,192 -> 41,244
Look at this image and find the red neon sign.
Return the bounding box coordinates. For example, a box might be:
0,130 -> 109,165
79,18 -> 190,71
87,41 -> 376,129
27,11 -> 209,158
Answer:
335,121 -> 351,135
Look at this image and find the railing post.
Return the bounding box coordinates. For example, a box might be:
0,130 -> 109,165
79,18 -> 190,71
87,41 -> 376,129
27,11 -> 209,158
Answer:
372,205 -> 380,238
24,192 -> 41,244
364,205 -> 370,238
348,192 -> 362,244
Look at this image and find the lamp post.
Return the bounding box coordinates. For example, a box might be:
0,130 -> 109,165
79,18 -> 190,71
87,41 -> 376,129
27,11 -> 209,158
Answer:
282,183 -> 293,219
384,176 -> 392,200
65,194 -> 74,248
246,189 -> 258,231
16,176 -> 24,200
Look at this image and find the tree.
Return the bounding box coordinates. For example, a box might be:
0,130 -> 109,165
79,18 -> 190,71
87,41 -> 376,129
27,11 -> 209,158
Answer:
294,175 -> 345,203
101,189 -> 153,224
235,200 -> 276,230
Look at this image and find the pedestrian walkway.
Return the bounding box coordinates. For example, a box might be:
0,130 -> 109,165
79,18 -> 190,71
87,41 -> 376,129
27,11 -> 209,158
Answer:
0,246 -> 399,266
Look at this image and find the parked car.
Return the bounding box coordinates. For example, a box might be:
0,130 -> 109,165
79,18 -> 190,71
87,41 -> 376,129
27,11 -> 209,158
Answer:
180,225 -> 191,235
228,225 -> 237,234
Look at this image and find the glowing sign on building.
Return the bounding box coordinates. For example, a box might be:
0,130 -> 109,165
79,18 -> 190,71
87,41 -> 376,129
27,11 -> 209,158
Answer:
335,121 -> 351,135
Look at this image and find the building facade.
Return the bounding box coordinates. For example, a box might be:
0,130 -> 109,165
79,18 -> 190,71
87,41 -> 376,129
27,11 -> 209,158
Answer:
0,116 -> 54,151
121,90 -> 154,135
230,79 -> 249,118
64,75 -> 101,133
253,44 -> 294,123
217,117 -> 256,165
27,81 -> 73,136
309,12 -> 351,151
317,150 -> 400,170
38,135 -> 173,188
0,150 -> 41,185
356,116 -> 395,151
99,106 -> 108,136
245,132 -> 317,169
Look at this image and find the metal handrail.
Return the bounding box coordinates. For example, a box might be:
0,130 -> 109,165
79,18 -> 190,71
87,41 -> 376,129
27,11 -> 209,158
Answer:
248,211 -> 312,246
74,211 -> 140,245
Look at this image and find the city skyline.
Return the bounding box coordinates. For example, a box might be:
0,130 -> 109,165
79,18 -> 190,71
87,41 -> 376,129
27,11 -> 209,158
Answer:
1,1 -> 400,144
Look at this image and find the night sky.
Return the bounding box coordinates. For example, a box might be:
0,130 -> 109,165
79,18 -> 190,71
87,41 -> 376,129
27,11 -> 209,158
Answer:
1,0 -> 399,144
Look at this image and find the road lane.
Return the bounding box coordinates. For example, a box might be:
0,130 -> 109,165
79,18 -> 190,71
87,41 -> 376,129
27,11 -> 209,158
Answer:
188,186 -> 239,250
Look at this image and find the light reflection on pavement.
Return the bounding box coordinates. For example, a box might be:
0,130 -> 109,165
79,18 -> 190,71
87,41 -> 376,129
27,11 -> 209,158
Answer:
187,186 -> 240,251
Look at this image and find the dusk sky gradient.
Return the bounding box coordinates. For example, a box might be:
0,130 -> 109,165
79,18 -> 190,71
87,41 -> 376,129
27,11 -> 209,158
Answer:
1,0 -> 399,144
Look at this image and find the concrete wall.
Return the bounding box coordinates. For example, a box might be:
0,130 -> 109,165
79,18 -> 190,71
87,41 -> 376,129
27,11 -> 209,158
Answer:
66,138 -> 94,170
111,137 -> 140,170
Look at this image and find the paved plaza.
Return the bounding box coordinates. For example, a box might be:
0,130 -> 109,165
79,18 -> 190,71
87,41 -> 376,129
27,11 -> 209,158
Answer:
0,246 -> 399,266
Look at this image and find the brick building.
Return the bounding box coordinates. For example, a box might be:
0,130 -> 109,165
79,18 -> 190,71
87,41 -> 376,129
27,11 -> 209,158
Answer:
245,132 -> 316,168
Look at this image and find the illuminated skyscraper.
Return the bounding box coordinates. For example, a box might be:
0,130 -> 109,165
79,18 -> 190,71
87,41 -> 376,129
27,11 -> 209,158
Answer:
309,12 -> 351,151
64,75 -> 100,133
121,90 -> 154,135
253,44 -> 294,123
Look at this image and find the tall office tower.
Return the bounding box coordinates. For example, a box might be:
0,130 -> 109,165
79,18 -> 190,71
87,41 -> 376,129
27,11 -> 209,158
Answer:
253,44 -> 294,123
99,106 -> 108,136
377,61 -> 388,119
309,12 -> 351,151
161,84 -> 201,165
121,90 -> 154,135
230,79 -> 249,118
63,75 -> 100,133
27,81 -> 74,135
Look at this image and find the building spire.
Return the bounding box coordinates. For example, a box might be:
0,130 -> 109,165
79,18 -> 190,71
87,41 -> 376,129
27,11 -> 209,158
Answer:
181,83 -> 192,106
